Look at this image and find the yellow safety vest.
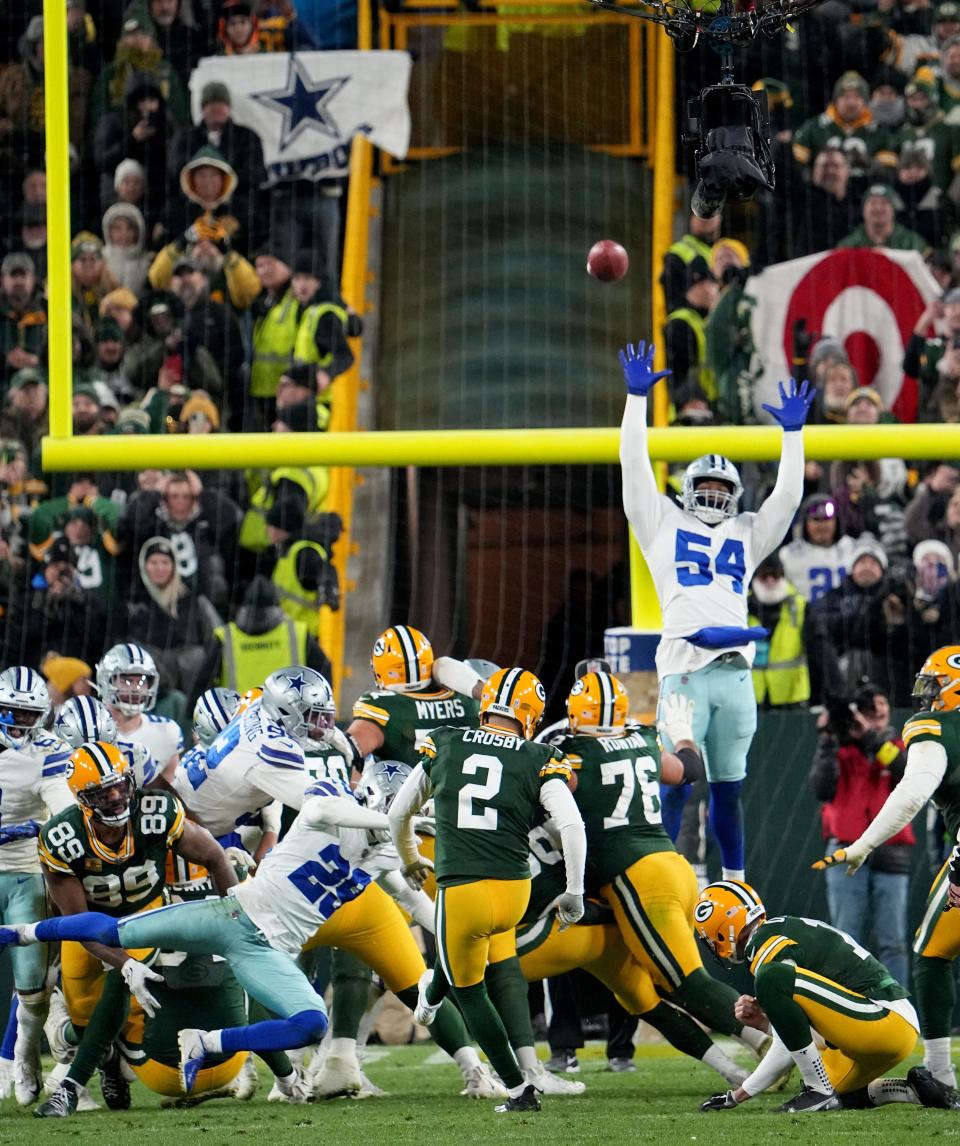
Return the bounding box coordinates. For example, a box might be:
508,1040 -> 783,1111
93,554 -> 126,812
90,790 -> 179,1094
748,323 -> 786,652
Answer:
213,617 -> 309,693
272,539 -> 328,632
251,288 -> 300,399
666,234 -> 712,266
750,593 -> 810,707
239,466 -> 330,552
666,306 -> 718,400
293,302 -> 348,369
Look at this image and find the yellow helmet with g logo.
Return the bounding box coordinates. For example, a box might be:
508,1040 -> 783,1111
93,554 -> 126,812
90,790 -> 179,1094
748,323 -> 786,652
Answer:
693,880 -> 766,964
566,671 -> 629,736
480,667 -> 546,740
913,646 -> 960,712
66,741 -> 136,826
371,626 -> 434,692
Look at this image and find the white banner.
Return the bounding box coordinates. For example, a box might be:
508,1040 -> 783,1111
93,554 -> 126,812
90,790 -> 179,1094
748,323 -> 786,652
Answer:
190,51 -> 412,181
747,248 -> 940,419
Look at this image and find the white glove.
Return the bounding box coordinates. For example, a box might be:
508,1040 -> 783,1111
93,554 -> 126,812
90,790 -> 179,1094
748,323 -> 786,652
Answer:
658,693 -> 695,746
555,891 -> 584,927
225,845 -> 257,874
121,959 -> 165,1017
402,854 -> 434,890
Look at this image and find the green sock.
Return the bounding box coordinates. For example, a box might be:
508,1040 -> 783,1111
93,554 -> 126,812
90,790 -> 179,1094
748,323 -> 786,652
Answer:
426,964 -> 451,1007
330,949 -> 374,1040
66,969 -> 129,1088
454,982 -> 523,1089
247,999 -> 293,1077
669,968 -> 741,1037
396,985 -> 472,1058
64,1021 -> 79,1047
484,957 -> 535,1053
913,955 -> 955,1040
642,1000 -> 713,1059
752,962 -> 809,1051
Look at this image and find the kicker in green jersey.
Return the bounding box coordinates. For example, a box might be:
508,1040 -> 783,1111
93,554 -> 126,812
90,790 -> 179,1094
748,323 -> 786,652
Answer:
353,687 -> 480,766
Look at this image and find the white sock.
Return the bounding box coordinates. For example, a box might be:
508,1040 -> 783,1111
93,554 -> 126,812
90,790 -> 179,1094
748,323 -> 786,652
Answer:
20,923 -> 39,944
329,1037 -> 357,1059
275,1070 -> 298,1091
702,1044 -> 745,1085
515,1045 -> 539,1072
508,1081 -> 527,1098
454,1046 -> 481,1074
13,992 -> 46,1061
792,1041 -> 832,1094
924,1037 -> 953,1079
722,868 -> 745,882
200,1029 -> 223,1055
866,1078 -> 919,1106
736,1026 -> 768,1052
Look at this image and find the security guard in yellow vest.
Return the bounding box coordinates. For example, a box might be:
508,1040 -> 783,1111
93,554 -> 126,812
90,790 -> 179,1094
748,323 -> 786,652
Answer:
266,497 -> 339,634
664,257 -> 720,401
251,246 -> 299,420
291,254 -> 353,419
239,463 -> 329,554
659,212 -> 721,312
748,553 -> 810,709
190,576 -> 332,711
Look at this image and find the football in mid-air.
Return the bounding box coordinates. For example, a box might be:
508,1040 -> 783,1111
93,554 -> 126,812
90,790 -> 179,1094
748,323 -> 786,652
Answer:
587,240 -> 629,282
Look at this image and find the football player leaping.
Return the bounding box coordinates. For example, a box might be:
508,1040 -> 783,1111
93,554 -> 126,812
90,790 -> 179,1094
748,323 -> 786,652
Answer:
619,341 -> 812,880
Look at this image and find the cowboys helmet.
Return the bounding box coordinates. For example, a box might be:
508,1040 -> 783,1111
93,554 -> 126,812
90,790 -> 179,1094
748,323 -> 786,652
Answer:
193,687 -> 241,747
261,667 -> 336,746
358,759 -> 412,815
0,666 -> 50,751
54,696 -> 118,749
681,454 -> 743,525
96,643 -> 159,717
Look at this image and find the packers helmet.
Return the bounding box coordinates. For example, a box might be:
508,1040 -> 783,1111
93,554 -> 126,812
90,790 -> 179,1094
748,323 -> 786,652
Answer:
567,672 -> 629,736
480,667 -> 546,740
913,647 -> 960,712
693,880 -> 766,964
371,625 -> 434,692
66,741 -> 136,826
0,666 -> 50,751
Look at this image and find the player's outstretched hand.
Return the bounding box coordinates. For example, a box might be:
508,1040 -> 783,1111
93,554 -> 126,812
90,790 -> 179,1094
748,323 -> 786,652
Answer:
619,340 -> 672,397
402,854 -> 434,891
121,958 -> 165,1017
658,693 -> 695,746
700,1091 -> 740,1112
761,378 -> 814,432
811,841 -> 867,875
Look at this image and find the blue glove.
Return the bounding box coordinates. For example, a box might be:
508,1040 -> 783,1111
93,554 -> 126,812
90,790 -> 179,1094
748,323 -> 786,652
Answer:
761,378 -> 814,432
619,340 -> 672,397
0,820 -> 40,846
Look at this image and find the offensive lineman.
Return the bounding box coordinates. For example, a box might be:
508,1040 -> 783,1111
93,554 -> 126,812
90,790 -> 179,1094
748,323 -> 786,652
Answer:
619,340 -> 812,879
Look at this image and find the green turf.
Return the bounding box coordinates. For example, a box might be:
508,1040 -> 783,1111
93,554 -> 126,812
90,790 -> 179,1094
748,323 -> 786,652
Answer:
1,1041 -> 957,1144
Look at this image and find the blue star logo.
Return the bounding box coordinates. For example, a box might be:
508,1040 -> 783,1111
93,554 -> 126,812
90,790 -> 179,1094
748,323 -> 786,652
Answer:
287,673 -> 307,695
252,55 -> 349,152
381,763 -> 405,782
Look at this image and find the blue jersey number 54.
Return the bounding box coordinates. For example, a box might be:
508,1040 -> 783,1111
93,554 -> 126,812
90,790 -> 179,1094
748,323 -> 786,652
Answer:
675,530 -> 746,594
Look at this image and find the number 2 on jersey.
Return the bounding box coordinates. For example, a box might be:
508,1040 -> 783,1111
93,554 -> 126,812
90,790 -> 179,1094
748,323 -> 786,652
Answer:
675,530 -> 745,594
457,754 -> 503,831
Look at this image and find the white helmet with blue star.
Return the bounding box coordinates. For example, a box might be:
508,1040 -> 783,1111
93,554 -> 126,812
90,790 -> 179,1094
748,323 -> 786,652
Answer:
261,667 -> 336,747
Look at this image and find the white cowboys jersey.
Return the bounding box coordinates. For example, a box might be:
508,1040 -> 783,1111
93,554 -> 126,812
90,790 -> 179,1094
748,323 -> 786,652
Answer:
0,734 -> 73,872
779,535 -> 861,603
621,394 -> 804,678
121,714 -> 183,771
172,702 -> 309,839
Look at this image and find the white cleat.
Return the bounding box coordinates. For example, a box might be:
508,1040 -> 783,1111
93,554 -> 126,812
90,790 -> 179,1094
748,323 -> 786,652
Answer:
353,1071 -> 387,1099
311,1050 -> 363,1098
413,970 -> 440,1028
0,1058 -> 14,1100
43,1062 -> 100,1111
228,1053 -> 259,1101
461,1062 -> 507,1099
44,989 -> 75,1066
524,1063 -> 585,1096
268,1068 -> 311,1103
14,1055 -> 41,1105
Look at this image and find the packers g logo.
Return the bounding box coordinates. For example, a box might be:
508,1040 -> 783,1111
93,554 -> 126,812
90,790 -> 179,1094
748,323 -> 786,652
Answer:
65,759 -> 75,780
535,681 -> 546,702
694,900 -> 715,924
569,679 -> 585,697
947,653 -> 960,670
372,638 -> 386,658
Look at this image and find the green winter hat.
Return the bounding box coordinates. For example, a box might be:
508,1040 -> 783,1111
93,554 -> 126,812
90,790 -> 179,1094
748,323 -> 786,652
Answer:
832,71 -> 869,102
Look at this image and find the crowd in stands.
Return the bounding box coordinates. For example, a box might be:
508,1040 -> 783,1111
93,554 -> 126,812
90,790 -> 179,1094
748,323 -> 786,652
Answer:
0,1 -> 357,726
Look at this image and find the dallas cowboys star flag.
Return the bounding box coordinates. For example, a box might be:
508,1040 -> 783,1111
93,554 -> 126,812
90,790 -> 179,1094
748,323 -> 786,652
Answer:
190,52 -> 412,182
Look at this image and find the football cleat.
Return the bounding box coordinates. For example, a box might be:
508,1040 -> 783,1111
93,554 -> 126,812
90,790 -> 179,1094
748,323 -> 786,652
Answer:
311,1050 -> 362,1098
907,1065 -> 960,1110
354,1071 -> 388,1099
43,1062 -> 99,1110
34,1080 -> 79,1118
267,1068 -> 310,1103
0,1057 -> 13,1100
524,1063 -> 585,1095
178,1028 -> 207,1094
494,1083 -> 542,1113
414,970 -> 441,1027
44,988 -> 75,1065
607,1057 -> 637,1073
544,1050 -> 579,1074
229,1054 -> 259,1101
776,1085 -> 840,1113
97,1044 -> 130,1110
461,1063 -> 507,1099
13,1055 -> 41,1105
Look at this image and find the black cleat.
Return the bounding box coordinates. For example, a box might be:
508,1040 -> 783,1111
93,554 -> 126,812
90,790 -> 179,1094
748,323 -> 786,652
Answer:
908,1066 -> 960,1110
98,1045 -> 131,1110
34,1081 -> 79,1118
494,1084 -> 542,1113
777,1085 -> 841,1113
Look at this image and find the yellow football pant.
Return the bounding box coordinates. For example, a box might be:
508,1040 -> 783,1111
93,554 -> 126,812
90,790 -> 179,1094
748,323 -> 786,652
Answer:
913,861 -> 960,959
603,851 -> 703,993
436,879 -> 531,988
302,881 -> 425,994
131,1053 -> 246,1096
418,834 -> 437,902
519,918 -> 660,1015
789,968 -> 917,1093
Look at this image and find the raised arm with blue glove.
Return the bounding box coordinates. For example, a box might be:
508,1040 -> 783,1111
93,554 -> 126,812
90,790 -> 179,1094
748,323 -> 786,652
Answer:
619,341 -> 672,397
761,378 -> 814,432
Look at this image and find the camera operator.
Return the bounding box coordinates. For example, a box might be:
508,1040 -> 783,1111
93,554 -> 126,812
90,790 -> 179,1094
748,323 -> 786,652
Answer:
809,683 -> 912,985
903,287 -> 960,421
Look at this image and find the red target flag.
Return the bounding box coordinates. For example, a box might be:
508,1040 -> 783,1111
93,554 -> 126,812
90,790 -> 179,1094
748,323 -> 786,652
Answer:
748,249 -> 940,422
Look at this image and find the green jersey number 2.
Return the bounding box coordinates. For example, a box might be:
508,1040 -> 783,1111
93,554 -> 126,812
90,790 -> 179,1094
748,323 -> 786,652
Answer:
457,754 -> 503,831
601,758 -> 661,828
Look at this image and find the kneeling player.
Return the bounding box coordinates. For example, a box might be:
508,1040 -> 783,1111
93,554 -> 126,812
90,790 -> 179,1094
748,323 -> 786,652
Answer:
694,879 -> 959,1112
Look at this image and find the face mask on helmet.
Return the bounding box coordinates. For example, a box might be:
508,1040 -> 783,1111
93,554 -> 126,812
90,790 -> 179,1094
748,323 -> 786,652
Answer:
108,671 -> 159,716
305,706 -> 336,744
681,456 -> 742,526
78,772 -> 136,826
0,704 -> 48,748
67,741 -> 136,826
0,667 -> 50,750
262,668 -> 336,746
96,644 -> 160,717
912,647 -> 960,711
359,760 -> 412,815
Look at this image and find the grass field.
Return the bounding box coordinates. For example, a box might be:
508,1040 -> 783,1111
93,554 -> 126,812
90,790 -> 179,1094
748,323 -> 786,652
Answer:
1,1041 -> 958,1145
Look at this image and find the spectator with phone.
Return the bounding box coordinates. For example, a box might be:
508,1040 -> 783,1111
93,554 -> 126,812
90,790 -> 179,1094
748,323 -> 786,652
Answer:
903,287 -> 960,419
